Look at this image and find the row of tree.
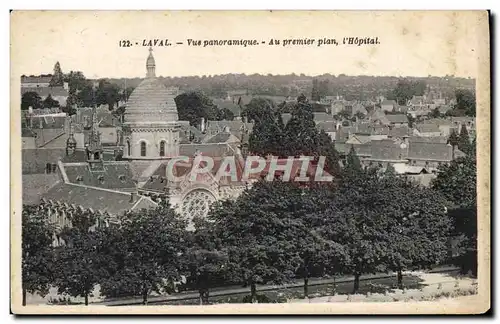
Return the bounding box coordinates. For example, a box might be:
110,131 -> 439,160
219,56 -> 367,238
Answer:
22,141 -> 476,306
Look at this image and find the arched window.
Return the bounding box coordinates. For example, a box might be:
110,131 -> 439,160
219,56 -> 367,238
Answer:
140,141 -> 147,157
159,141 -> 166,157
127,140 -> 131,156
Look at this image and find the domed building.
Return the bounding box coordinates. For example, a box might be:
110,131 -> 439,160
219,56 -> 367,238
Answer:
122,48 -> 181,160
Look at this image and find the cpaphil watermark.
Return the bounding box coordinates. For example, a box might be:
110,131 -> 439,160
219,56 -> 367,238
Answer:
164,155 -> 333,184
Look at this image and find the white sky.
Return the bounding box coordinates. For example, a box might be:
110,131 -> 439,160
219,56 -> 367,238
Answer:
11,11 -> 487,79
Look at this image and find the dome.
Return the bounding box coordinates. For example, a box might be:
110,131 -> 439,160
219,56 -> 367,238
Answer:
124,78 -> 179,124
124,48 -> 179,124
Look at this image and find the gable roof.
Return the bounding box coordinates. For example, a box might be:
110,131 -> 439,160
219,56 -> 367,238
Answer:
385,114 -> 408,124
408,142 -> 454,161
61,161 -> 136,190
416,123 -> 440,133
42,183 -> 157,216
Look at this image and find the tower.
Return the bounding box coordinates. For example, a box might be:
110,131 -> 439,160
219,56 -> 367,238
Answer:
66,118 -> 77,156
86,105 -> 104,170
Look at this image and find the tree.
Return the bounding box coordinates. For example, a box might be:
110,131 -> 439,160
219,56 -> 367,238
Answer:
49,62 -> 64,87
317,130 -> 341,178
458,123 -> 471,154
42,94 -> 60,108
283,96 -> 320,156
53,209 -> 110,305
447,129 -> 459,148
21,91 -> 42,110
345,145 -> 362,174
174,91 -> 216,127
248,111 -> 285,157
243,97 -> 276,124
407,114 -> 415,128
100,206 -> 188,305
455,89 -> 476,117
209,181 -> 308,303
387,79 -> 427,106
96,80 -> 121,110
428,107 -> 442,119
378,175 -> 451,288
183,217 -> 230,305
215,107 -> 235,121
22,205 -> 55,306
432,142 -> 477,275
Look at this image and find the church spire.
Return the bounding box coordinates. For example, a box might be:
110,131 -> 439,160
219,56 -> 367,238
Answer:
146,47 -> 156,78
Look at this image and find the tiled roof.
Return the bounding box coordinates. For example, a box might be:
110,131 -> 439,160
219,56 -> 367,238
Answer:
203,132 -> 239,144
42,183 -> 157,216
409,136 -> 448,144
371,125 -> 390,136
22,174 -> 60,205
21,86 -> 69,98
381,100 -> 396,106
317,121 -> 337,132
61,162 -> 136,190
407,142 -> 454,161
370,139 -> 408,161
21,76 -> 52,84
346,143 -> 372,157
313,112 -> 335,123
388,126 -> 410,138
22,148 -> 66,174
416,123 -> 440,133
179,143 -> 233,157
385,114 -> 408,124
206,120 -> 253,133
451,117 -> 475,124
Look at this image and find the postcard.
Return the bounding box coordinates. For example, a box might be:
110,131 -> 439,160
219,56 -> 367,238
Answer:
10,10 -> 490,315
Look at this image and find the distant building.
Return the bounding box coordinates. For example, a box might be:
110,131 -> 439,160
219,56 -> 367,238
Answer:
380,100 -> 397,112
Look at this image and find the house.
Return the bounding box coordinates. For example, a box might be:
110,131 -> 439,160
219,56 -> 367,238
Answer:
316,121 -> 337,140
21,75 -> 52,88
346,133 -> 371,145
450,117 -> 475,133
365,139 -> 408,168
21,82 -> 70,107
422,118 -> 457,137
407,95 -> 429,110
351,103 -> 368,117
388,126 -> 410,140
385,114 -> 409,127
413,124 -> 442,137
407,142 -> 466,171
331,101 -> 345,116
202,132 -> 241,145
392,163 -> 436,187
380,100 -> 397,112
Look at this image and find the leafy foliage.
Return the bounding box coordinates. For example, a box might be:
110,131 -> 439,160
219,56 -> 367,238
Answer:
21,91 -> 42,110
455,89 -> 476,117
99,206 -> 188,304
49,62 -> 64,87
22,205 -> 55,305
53,209 -> 110,305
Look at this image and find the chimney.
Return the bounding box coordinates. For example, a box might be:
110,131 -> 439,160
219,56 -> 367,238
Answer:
130,192 -> 136,203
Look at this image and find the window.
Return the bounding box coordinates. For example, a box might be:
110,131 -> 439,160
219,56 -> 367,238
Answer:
127,140 -> 131,156
140,141 -> 147,157
51,164 -> 57,173
46,163 -> 52,174
159,141 -> 166,157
